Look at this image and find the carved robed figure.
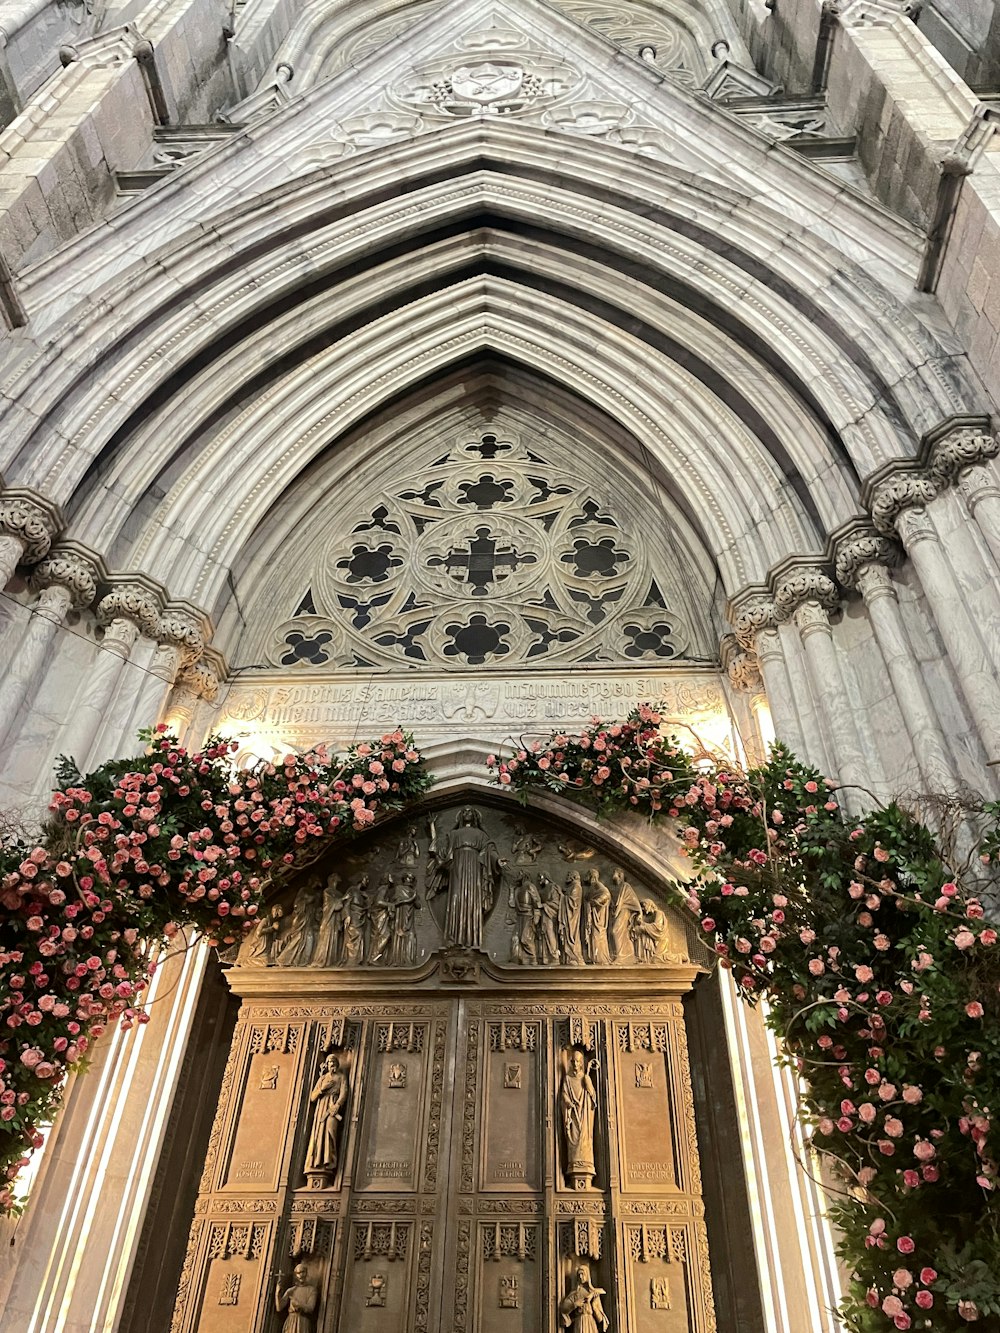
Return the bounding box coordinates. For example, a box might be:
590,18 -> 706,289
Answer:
427,807 -> 504,948
559,1263 -> 609,1333
305,1053 -> 349,1177
559,1048 -> 598,1188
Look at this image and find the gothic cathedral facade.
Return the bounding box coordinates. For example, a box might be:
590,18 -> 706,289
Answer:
1,0 -> 999,1330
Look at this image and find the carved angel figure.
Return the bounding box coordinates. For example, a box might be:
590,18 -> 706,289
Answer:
275,1262 -> 318,1332
427,808 -> 504,949
559,1263 -> 609,1332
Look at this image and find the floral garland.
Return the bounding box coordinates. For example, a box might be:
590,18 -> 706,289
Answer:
2,705 -> 998,1330
0,726 -> 431,1211
488,704 -> 1000,1331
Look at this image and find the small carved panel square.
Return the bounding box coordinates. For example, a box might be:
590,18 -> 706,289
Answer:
388,1061 -> 407,1089
499,1273 -> 519,1308
218,1272 -> 240,1306
635,1062 -> 653,1089
366,1273 -> 387,1307
259,1065 -> 279,1090
651,1275 -> 672,1310
503,1062 -> 522,1090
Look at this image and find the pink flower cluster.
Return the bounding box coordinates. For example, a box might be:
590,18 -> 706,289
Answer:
0,727 -> 429,1210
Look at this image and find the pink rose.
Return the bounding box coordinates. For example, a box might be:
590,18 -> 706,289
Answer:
919,1268 -> 937,1285
896,1236 -> 915,1254
893,1269 -> 912,1289
915,1292 -> 933,1310
966,1001 -> 985,1019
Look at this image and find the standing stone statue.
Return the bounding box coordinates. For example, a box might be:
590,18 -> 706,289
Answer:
583,869 -> 612,966
609,868 -> 642,964
342,876 -> 369,965
275,1262 -> 319,1332
367,875 -> 395,965
537,874 -> 562,965
559,1049 -> 598,1188
305,1053 -> 349,1178
558,1263 -> 609,1332
391,872 -> 420,966
280,880 -> 324,966
427,808 -> 504,949
314,873 -> 348,966
559,872 -> 585,966
507,873 -> 542,964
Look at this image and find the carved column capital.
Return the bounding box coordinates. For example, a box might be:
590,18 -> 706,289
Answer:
926,425 -> 999,485
97,581 -> 163,635
731,594 -> 779,650
0,489 -> 63,565
853,562 -> 896,603
792,599 -> 834,638
957,462 -> 1000,513
727,649 -> 763,694
772,567 -> 839,621
158,604 -> 208,667
30,547 -> 100,610
868,472 -> 939,536
833,529 -> 897,589
177,658 -> 220,702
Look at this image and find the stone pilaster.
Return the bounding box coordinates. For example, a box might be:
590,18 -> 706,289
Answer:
771,564 -> 871,804
0,546 -> 100,744
127,603 -> 209,739
56,578 -> 164,773
834,527 -> 954,792
732,593 -> 808,756
721,634 -> 768,765
867,473 -> 1000,765
925,420 -> 1000,572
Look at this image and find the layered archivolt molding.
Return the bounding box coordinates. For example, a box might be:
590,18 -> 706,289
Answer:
0,0 -> 988,630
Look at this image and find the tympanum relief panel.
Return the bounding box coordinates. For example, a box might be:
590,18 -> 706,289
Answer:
234,803 -> 701,972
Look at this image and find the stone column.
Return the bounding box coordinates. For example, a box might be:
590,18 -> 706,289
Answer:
0,489 -> 61,588
0,547 -> 99,745
733,596 -> 808,757
871,475 -> 1000,765
926,422 -> 1000,574
723,636 -> 770,767
115,605 -> 207,755
56,582 -> 162,774
835,530 -> 955,793
773,568 -> 872,806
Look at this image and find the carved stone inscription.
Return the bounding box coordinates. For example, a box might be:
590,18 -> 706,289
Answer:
483,1022 -> 540,1191
615,1023 -> 677,1191
224,1027 -> 302,1192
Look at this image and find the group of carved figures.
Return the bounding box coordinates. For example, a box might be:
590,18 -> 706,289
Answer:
246,807 -> 683,969
508,866 -> 680,968
249,869 -> 420,970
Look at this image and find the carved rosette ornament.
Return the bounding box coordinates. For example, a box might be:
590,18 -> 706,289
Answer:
868,473 -> 938,536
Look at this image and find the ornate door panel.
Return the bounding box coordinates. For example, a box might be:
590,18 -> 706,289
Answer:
172,801 -> 717,1333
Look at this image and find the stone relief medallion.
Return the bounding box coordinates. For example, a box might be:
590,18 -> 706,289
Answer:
259,421 -> 700,672
388,25 -> 578,120
235,802 -> 706,972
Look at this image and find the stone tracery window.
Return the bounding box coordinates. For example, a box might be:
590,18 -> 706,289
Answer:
266,427 -> 694,671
